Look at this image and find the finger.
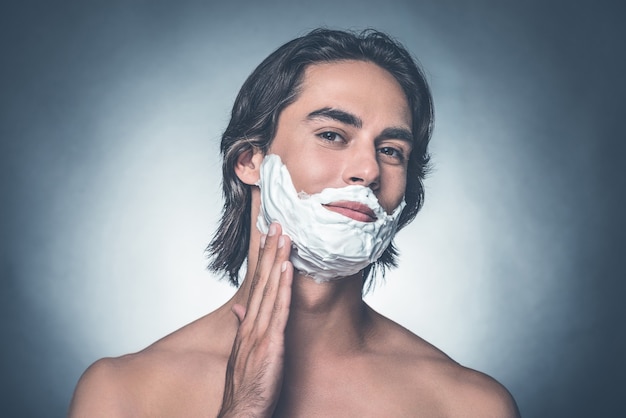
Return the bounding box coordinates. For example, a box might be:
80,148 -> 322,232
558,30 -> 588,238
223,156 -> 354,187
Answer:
231,303 -> 246,323
255,233 -> 292,330
245,223 -> 282,321
268,259 -> 293,336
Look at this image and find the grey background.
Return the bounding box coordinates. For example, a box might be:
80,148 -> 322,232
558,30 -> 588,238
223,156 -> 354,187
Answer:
1,0 -> 624,417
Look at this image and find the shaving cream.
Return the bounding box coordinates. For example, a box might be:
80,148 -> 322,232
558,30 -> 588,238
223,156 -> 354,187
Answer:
256,154 -> 405,282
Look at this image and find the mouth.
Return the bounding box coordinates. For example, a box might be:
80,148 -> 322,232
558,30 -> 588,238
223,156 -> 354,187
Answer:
322,201 -> 377,223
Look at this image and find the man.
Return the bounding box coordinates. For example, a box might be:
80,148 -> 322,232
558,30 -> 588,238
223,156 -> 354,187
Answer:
70,28 -> 520,417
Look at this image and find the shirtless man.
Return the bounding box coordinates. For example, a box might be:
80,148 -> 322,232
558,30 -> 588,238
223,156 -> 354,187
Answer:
69,29 -> 520,417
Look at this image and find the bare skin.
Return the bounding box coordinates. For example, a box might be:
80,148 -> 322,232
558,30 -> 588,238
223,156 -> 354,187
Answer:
69,61 -> 520,417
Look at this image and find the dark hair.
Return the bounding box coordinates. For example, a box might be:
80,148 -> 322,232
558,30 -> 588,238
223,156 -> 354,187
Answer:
207,28 -> 434,289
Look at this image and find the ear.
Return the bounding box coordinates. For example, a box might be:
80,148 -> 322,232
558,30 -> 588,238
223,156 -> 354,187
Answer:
235,147 -> 264,185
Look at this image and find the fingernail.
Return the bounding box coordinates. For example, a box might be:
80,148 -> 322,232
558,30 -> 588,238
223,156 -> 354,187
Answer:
260,234 -> 267,248
281,261 -> 288,272
278,236 -> 285,248
269,224 -> 277,236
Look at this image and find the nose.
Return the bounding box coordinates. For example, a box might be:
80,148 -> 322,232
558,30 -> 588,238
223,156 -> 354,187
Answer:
342,143 -> 380,190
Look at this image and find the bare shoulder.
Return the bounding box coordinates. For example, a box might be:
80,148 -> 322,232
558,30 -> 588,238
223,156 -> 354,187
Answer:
437,364 -> 520,418
69,354 -> 138,417
368,308 -> 520,418
69,309 -> 234,417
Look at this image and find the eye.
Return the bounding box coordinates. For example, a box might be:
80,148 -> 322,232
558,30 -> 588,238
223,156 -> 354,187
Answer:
318,131 -> 344,143
378,146 -> 406,162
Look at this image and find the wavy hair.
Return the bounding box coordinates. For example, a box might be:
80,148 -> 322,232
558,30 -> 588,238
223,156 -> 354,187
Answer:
207,28 -> 434,289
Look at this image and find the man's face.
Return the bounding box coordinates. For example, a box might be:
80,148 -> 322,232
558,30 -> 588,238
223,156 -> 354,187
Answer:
268,60 -> 413,217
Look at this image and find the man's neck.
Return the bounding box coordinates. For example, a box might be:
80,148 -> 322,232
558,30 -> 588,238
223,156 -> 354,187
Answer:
231,268 -> 371,355
285,271 -> 371,354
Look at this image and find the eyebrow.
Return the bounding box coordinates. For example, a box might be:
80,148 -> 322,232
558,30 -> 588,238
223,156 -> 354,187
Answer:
378,127 -> 414,144
306,107 -> 363,128
306,107 -> 413,143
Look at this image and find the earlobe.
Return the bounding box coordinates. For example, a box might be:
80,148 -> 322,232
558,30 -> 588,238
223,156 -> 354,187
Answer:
235,147 -> 264,185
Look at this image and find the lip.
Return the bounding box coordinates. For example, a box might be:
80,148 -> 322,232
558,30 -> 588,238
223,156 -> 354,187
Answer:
323,201 -> 377,223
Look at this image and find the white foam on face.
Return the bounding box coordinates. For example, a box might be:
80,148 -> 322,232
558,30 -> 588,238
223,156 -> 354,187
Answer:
256,154 -> 405,282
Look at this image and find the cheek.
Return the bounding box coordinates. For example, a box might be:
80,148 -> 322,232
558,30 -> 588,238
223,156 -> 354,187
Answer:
281,149 -> 341,194
287,162 -> 332,194
380,173 -> 408,212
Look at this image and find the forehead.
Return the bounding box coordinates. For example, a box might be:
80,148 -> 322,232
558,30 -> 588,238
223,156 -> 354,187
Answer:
292,60 -> 412,128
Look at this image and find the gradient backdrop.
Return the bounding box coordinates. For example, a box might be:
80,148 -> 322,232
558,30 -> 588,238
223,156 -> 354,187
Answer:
1,1 -> 624,417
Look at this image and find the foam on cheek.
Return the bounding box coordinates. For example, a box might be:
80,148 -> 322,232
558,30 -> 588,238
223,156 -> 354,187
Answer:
256,154 -> 405,282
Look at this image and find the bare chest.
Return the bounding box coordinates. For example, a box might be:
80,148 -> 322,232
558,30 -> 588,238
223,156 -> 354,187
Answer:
270,359 -> 447,418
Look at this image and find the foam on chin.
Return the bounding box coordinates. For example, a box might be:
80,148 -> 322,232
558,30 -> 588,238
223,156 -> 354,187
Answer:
256,154 -> 405,282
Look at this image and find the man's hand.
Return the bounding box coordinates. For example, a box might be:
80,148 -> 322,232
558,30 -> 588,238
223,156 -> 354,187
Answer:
218,223 -> 293,418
